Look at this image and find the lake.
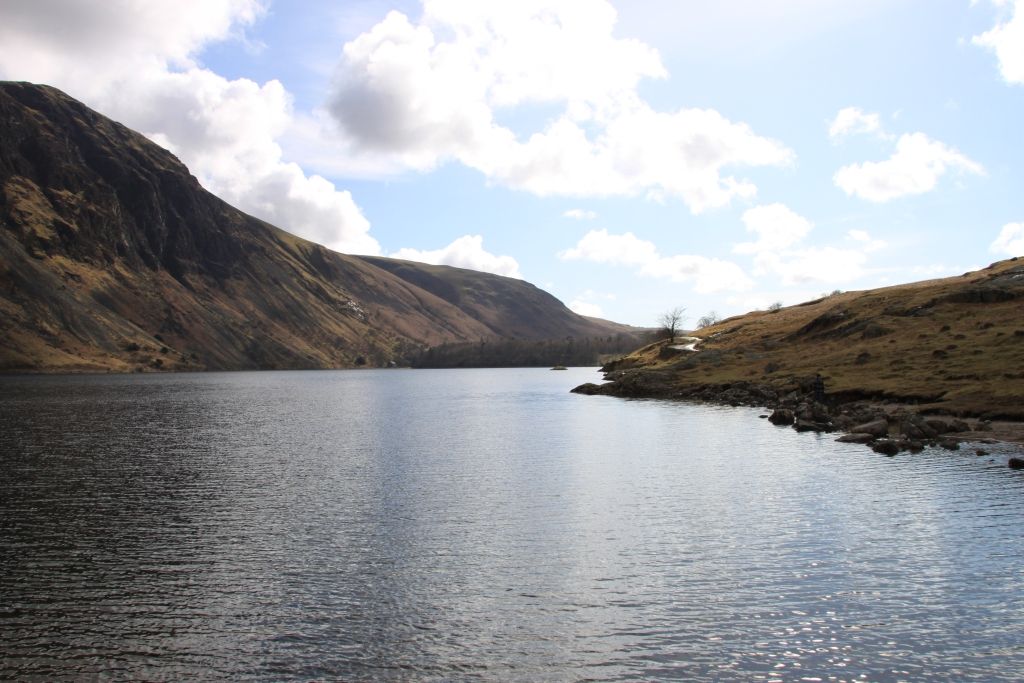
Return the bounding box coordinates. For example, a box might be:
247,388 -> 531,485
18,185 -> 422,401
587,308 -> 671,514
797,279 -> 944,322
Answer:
1,368 -> 1023,681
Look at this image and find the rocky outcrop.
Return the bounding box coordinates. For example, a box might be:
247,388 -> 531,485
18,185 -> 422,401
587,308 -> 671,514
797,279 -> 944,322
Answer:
850,419 -> 889,439
573,363 -> 1008,457
768,408 -> 795,426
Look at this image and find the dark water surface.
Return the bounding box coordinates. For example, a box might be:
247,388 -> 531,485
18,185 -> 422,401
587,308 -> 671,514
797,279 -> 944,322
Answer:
2,368 -> 1023,681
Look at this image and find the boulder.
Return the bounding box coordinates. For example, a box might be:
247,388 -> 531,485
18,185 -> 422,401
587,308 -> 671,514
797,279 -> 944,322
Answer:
768,408 -> 795,426
795,419 -> 832,433
872,439 -> 900,456
924,418 -> 952,435
810,402 -> 831,423
571,383 -> 605,395
1009,458 -> 1024,470
832,414 -> 856,430
949,419 -> 971,433
851,419 -> 889,438
836,433 -> 875,444
938,439 -> 960,451
902,440 -> 925,453
900,415 -> 937,440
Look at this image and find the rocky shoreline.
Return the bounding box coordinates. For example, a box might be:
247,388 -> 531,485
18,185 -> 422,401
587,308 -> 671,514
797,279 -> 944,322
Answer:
573,370 -> 1024,469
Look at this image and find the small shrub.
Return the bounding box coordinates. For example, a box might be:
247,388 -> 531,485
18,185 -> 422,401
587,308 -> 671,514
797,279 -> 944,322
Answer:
697,311 -> 721,329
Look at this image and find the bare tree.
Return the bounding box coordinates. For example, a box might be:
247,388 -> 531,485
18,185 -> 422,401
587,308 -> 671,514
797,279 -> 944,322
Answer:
658,306 -> 686,340
697,311 -> 720,329
767,301 -> 783,313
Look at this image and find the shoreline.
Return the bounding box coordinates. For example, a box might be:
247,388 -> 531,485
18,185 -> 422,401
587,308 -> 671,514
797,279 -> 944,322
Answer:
573,369 -> 1024,465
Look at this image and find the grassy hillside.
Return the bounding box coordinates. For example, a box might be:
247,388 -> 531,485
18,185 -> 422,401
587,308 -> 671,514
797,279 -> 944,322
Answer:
0,82 -> 635,373
589,258 -> 1024,419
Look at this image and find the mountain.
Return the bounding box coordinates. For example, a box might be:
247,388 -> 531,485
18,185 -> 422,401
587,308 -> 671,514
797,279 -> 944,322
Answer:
580,259 -> 1024,420
0,82 -> 637,373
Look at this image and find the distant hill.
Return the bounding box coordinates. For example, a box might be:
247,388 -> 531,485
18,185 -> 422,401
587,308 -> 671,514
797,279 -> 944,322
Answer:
0,82 -> 638,372
583,259 -> 1024,419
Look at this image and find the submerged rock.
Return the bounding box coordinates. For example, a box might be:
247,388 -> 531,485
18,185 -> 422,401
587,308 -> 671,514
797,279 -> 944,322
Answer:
872,439 -> 900,456
794,419 -> 832,433
836,433 -> 875,444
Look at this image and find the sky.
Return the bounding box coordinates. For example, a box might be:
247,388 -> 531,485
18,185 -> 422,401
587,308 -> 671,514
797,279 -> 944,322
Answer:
1,0 -> 1022,328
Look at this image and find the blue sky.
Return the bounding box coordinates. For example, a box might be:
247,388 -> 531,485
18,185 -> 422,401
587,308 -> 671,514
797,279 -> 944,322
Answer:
2,0 -> 1022,327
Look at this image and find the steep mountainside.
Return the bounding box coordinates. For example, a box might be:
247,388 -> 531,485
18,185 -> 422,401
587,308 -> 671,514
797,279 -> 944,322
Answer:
0,82 -> 635,373
583,259 -> 1024,419
359,256 -> 623,341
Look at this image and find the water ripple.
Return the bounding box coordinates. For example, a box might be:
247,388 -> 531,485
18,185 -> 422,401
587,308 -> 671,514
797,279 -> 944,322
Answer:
2,369 -> 1023,681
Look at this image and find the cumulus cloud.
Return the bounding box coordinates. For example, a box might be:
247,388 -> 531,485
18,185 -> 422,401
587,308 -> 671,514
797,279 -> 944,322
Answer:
752,247 -> 869,286
559,229 -> 659,266
328,0 -> 793,213
0,0 -> 379,254
828,106 -> 886,140
560,229 -> 753,293
734,203 -> 813,254
564,209 -> 598,220
392,235 -> 523,278
834,132 -> 984,202
847,228 -> 887,252
568,300 -> 604,317
729,203 -> 885,286
990,222 -> 1024,255
567,289 -> 614,318
973,0 -> 1024,84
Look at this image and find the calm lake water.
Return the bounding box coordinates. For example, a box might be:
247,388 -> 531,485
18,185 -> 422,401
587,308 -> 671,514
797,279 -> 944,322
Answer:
1,368 -> 1023,681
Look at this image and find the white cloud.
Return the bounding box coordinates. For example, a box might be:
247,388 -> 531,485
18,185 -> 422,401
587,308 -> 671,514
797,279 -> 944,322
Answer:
752,247 -> 869,286
0,0 -> 379,255
564,209 -> 598,220
973,0 -> 1024,84
328,0 -> 793,213
559,229 -> 659,266
990,222 -> 1024,255
734,203 -> 813,254
729,204 -> 885,286
560,229 -> 754,293
833,132 -> 984,202
392,235 -> 523,278
568,300 -> 604,317
828,106 -> 885,140
568,289 -> 615,317
847,229 -> 887,252
639,254 -> 754,293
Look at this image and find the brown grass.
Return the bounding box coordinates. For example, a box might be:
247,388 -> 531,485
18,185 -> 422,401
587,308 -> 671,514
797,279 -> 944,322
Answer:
611,258 -> 1024,419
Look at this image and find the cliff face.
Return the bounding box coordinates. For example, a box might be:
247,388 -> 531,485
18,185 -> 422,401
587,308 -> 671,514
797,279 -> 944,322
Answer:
0,82 -> 633,372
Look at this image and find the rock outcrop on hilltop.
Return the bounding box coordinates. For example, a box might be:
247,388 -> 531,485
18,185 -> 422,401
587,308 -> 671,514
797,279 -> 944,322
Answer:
0,82 -> 637,372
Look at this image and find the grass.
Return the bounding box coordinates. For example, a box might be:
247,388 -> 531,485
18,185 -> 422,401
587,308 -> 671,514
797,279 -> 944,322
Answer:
607,258 -> 1024,419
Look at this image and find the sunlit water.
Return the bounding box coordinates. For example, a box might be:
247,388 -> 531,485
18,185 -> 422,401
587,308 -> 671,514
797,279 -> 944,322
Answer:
2,368 -> 1023,681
